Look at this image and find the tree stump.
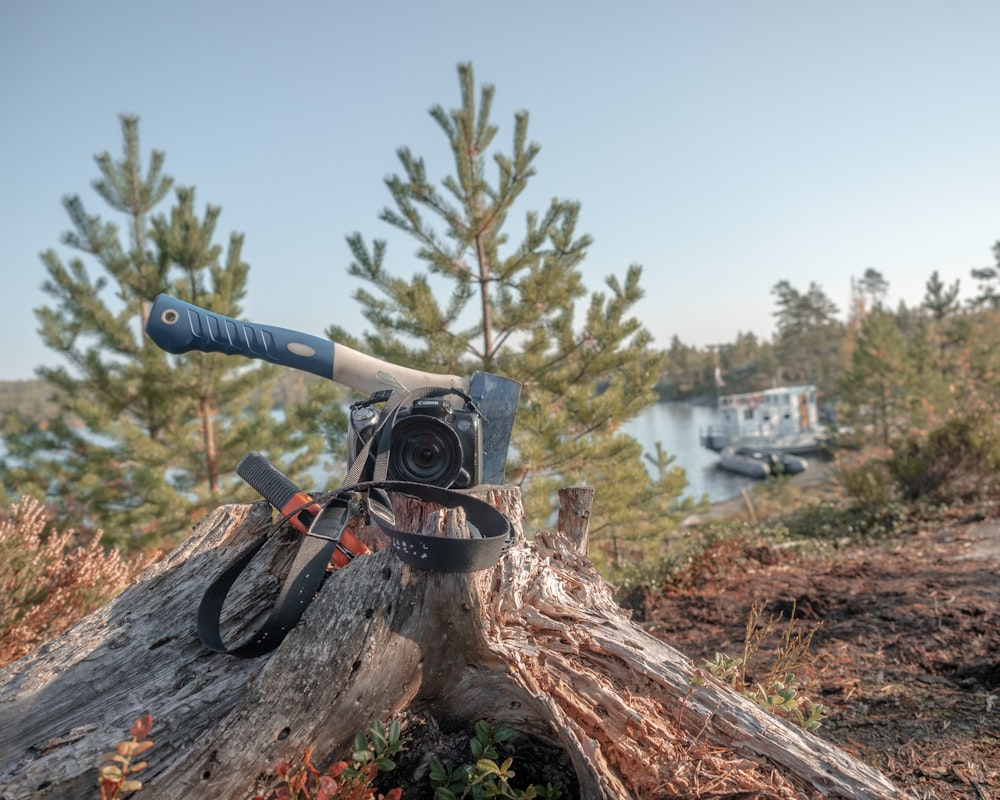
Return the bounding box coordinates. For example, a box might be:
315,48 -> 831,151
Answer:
0,486 -> 900,799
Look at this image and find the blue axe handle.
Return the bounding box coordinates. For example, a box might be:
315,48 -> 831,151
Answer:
144,293 -> 463,394
146,294 -> 334,379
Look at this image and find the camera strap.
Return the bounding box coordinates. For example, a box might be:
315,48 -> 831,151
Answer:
197,493 -> 355,658
197,482 -> 511,657
357,480 -> 511,571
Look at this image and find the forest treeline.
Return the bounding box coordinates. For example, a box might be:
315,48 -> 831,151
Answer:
0,258 -> 991,428
0,371 -> 321,425
661,268 -> 998,409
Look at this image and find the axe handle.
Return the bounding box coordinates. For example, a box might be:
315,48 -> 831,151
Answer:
145,294 -> 466,395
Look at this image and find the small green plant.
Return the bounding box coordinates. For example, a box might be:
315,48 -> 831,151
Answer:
704,601 -> 827,732
677,668 -> 706,730
254,719 -> 403,800
429,720 -> 562,800
98,714 -> 153,799
836,452 -> 894,508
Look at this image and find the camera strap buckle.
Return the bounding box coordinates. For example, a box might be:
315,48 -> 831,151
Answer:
305,500 -> 361,565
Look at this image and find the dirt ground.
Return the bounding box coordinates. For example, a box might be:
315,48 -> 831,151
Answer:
629,505 -> 1000,799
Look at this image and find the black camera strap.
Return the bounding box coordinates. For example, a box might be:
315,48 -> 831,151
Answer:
197,481 -> 511,657
358,481 -> 511,571
197,494 -> 353,658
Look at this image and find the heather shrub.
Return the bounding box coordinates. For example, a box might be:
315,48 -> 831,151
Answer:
888,410 -> 1000,504
835,450 -> 895,508
0,496 -> 153,667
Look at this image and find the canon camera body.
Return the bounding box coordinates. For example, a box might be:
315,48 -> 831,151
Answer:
348,392 -> 483,489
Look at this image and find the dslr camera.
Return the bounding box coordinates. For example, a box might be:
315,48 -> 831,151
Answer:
348,393 -> 483,489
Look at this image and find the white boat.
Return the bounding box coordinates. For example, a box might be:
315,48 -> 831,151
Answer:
701,385 -> 826,476
701,385 -> 826,454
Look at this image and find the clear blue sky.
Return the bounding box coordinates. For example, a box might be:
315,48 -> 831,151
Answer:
3,1 -> 999,381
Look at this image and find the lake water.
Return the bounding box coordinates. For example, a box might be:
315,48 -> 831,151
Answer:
624,401 -> 754,503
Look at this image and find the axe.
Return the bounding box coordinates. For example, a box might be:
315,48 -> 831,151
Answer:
144,294 -> 521,485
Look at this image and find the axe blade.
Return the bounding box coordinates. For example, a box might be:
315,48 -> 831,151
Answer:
465,370 -> 521,486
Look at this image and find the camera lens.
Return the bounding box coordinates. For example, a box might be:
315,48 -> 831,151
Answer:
389,416 -> 463,487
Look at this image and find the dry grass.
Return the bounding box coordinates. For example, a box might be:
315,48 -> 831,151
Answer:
0,495 -> 157,668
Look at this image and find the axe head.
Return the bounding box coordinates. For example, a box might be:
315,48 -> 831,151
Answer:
464,370 -> 521,486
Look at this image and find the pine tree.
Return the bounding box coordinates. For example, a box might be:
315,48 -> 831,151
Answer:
915,270 -> 965,417
961,242 -> 1000,410
0,116 -> 323,548
921,270 -> 961,322
327,63 -> 691,572
970,241 -> 1000,308
839,309 -> 913,446
858,267 -> 889,311
771,279 -> 846,397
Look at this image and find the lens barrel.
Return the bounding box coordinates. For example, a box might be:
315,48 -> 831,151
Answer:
388,415 -> 464,487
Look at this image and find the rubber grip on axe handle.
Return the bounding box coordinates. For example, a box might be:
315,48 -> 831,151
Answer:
145,293 -> 466,396
236,452 -> 369,567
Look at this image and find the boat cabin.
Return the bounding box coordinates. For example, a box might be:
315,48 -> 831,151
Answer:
700,385 -> 824,454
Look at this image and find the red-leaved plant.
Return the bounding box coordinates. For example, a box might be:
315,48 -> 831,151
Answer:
254,720 -> 403,800
98,714 -> 154,800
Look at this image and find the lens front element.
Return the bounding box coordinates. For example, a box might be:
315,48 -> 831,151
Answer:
389,415 -> 463,487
